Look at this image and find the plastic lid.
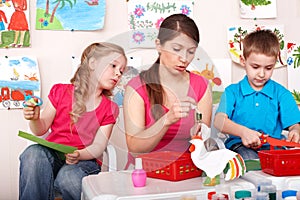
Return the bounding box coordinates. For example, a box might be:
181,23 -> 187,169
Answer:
135,158 -> 143,170
211,193 -> 229,200
260,184 -> 276,193
207,191 -> 216,199
282,190 -> 297,198
256,192 -> 269,200
235,190 -> 252,199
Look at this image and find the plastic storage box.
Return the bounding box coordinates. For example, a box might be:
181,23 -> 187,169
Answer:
258,149 -> 300,176
138,151 -> 202,181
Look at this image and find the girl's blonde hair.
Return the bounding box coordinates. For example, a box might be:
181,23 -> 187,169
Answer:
70,42 -> 126,123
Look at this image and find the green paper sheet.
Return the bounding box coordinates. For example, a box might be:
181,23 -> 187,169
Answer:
18,130 -> 77,154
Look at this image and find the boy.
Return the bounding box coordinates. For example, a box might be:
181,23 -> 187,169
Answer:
214,29 -> 300,160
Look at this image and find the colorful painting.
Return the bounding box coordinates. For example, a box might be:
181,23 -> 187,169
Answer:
0,56 -> 41,109
0,0 -> 30,48
227,25 -> 286,68
35,0 -> 106,31
112,56 -> 141,106
287,42 -> 300,104
240,0 -> 277,19
127,0 -> 194,48
187,48 -> 225,104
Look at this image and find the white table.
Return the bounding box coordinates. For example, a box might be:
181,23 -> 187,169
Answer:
81,170 -> 255,200
242,170 -> 300,191
242,170 -> 300,200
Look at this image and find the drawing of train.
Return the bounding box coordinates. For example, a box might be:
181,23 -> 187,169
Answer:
0,87 -> 33,108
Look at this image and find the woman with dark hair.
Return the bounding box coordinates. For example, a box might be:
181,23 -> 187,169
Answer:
124,13 -> 212,154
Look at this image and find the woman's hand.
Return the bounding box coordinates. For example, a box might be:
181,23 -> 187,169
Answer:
165,97 -> 196,126
23,102 -> 40,120
65,150 -> 80,165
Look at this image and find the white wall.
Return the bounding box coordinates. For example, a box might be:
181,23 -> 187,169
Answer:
1,0 -> 300,199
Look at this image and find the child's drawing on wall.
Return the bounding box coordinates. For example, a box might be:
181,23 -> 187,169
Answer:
287,42 -> 300,105
227,25 -> 286,68
0,9 -> 7,44
8,0 -> 29,48
127,0 -> 194,48
240,0 -> 277,19
0,0 -> 30,48
113,66 -> 139,106
0,56 -> 41,109
36,0 -> 106,30
0,0 -> 11,7
112,56 -> 141,106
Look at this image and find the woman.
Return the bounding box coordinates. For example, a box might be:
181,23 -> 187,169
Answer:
123,13 -> 212,155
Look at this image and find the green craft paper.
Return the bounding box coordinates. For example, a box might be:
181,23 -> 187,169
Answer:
18,130 -> 77,154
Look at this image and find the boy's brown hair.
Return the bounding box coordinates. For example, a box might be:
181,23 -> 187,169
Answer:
242,29 -> 280,60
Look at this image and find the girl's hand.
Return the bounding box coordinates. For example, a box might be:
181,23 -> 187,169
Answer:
23,102 -> 40,120
240,129 -> 261,149
65,150 -> 80,165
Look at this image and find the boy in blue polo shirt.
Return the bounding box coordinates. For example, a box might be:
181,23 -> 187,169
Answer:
214,29 -> 300,160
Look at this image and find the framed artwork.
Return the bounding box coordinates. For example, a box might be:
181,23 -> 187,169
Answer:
127,0 -> 194,48
239,0 -> 277,19
0,56 -> 41,109
287,42 -> 300,105
35,0 -> 106,30
227,24 -> 286,68
0,0 -> 30,48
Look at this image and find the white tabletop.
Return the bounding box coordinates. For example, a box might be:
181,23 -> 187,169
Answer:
81,170 -> 255,200
243,170 -> 300,191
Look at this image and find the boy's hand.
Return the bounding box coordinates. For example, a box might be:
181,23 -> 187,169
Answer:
65,150 -> 80,165
287,124 -> 300,143
287,130 -> 300,143
240,129 -> 261,149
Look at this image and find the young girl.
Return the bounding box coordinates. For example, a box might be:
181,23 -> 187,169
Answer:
123,14 -> 212,155
20,42 -> 127,200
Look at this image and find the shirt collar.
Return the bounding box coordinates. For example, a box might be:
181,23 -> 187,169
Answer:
240,76 -> 274,99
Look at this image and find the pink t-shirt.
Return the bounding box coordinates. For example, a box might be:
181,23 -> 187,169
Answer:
46,84 -> 119,150
127,72 -> 208,153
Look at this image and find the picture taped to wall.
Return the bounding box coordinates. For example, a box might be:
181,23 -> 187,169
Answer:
0,56 -> 41,109
227,24 -> 286,68
0,0 -> 30,48
287,42 -> 300,105
187,48 -> 225,104
35,0 -> 106,31
127,0 -> 194,48
112,56 -> 141,106
239,0 -> 277,19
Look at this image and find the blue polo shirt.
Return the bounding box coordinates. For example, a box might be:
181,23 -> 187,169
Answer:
216,76 -> 300,149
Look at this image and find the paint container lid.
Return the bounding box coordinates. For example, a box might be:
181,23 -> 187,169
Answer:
255,192 -> 269,200
235,190 -> 251,199
211,193 -> 229,200
260,184 -> 276,193
208,191 -> 216,200
282,190 -> 297,198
